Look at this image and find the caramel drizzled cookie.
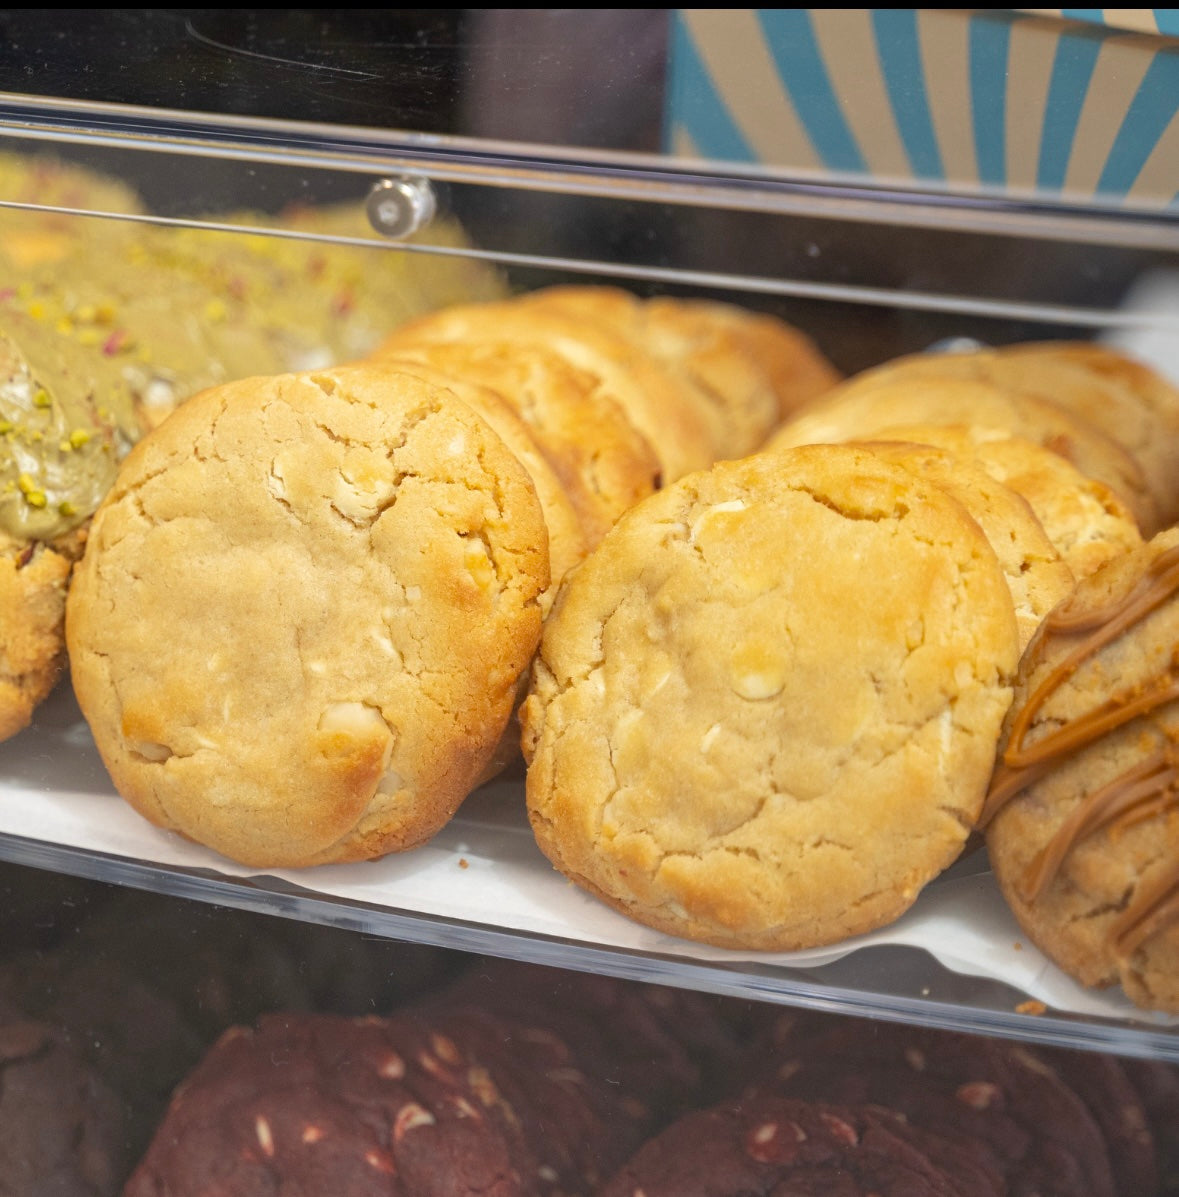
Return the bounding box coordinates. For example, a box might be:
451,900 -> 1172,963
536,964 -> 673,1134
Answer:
849,440 -> 1074,654
982,527 -> 1179,1011
522,444 -> 1019,950
66,365 -> 547,868
864,422 -> 1143,580
767,375 -> 1156,531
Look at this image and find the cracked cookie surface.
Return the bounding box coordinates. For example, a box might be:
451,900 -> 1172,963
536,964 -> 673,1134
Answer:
767,374 -> 1155,532
848,440 -> 1074,654
522,444 -> 1019,950
859,423 -> 1143,581
66,364 -> 548,868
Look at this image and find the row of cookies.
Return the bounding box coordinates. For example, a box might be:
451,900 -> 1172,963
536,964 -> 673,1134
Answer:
607,1008 -> 1179,1197
0,151 -> 503,743
520,334 -> 1179,1012
766,345 -> 1179,1011
131,994 -> 1167,1197
64,288 -> 840,867
10,885 -> 1171,1197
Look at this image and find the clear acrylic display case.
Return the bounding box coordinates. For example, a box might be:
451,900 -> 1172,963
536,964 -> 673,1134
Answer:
2,10 -> 1178,1062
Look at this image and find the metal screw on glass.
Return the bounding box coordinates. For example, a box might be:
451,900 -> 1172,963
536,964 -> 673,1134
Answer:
366,176 -> 437,239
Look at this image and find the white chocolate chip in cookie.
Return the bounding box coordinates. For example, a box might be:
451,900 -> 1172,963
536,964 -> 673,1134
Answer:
524,443 -> 1018,951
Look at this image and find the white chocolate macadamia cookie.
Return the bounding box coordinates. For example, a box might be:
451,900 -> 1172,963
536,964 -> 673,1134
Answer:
522,444 -> 1019,950
66,365 -> 548,868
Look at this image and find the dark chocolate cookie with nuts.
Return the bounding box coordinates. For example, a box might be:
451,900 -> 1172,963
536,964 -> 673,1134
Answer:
595,1090 -> 996,1197
747,1017 -> 1116,1197
0,1000 -> 129,1197
125,1000 -> 670,1197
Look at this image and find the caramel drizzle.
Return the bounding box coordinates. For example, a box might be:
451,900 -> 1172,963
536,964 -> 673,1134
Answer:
1110,858 -> 1179,962
1018,749 -> 1178,902
981,544 -> 1179,954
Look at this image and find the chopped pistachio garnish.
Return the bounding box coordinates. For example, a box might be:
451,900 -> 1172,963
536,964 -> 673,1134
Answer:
68,428 -> 91,449
32,388 -> 52,409
58,500 -> 76,517
0,419 -> 12,434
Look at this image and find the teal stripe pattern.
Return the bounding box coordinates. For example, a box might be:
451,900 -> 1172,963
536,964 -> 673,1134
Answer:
756,9 -> 866,173
1036,22 -> 1104,191
664,14 -> 757,163
1096,46 -> 1179,197
969,12 -> 1015,186
663,9 -> 1179,206
1156,11 -> 1179,37
872,8 -> 944,180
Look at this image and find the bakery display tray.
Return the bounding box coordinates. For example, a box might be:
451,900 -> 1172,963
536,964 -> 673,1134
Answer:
2,681 -> 1176,1062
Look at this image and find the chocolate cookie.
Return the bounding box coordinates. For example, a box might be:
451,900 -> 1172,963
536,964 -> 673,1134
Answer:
0,1003 -> 128,1197
750,1019 -> 1116,1197
596,1090 -> 995,1197
126,1004 -> 664,1197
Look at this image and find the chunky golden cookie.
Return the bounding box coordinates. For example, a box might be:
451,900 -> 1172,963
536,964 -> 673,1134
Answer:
864,343 -> 1179,531
983,528 -> 1179,1012
850,440 -> 1074,654
768,374 -> 1155,532
370,354 -> 588,609
0,529 -> 84,741
381,300 -> 718,482
373,338 -> 660,547
866,423 -> 1142,581
517,286 -> 838,457
67,365 -> 548,868
522,444 -> 1019,950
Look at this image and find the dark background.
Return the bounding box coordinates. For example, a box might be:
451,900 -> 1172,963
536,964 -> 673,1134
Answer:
0,9 -> 1163,374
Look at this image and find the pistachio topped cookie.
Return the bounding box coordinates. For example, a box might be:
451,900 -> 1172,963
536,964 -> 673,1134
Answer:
522,444 -> 1019,950
67,365 -> 548,868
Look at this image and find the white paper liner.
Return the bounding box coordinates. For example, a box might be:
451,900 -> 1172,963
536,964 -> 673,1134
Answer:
2,684 -> 1175,1028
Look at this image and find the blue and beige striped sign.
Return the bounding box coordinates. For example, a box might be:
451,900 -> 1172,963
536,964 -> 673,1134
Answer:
665,10 -> 1179,208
